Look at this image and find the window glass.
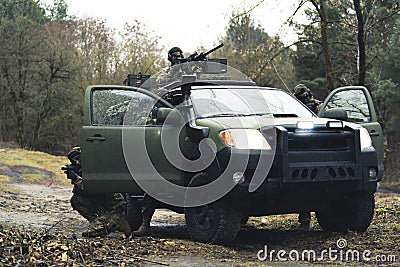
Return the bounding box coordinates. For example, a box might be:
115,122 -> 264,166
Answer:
190,87 -> 313,118
324,90 -> 371,123
91,89 -> 157,126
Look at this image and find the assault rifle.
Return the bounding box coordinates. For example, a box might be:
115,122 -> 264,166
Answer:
61,164 -> 80,182
178,43 -> 224,63
61,149 -> 81,183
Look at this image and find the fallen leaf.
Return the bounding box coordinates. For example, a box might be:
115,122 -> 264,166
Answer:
61,252 -> 68,261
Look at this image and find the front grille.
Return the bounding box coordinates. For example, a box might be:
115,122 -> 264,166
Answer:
286,163 -> 360,182
288,131 -> 352,151
284,126 -> 356,163
260,125 -> 361,182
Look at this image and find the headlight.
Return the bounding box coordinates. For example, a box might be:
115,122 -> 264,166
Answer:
359,127 -> 372,151
219,129 -> 271,150
297,121 -> 314,129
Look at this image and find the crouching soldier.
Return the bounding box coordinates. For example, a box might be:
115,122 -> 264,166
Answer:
62,147 -> 131,238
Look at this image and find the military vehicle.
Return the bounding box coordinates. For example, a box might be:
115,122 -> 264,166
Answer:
74,46 -> 384,245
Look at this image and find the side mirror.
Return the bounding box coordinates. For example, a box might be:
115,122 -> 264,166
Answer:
321,108 -> 348,121
157,108 -> 181,125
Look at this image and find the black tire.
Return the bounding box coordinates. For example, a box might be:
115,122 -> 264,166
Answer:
348,193 -> 375,232
316,193 -> 375,233
184,172 -> 242,245
316,207 -> 350,232
125,194 -> 143,231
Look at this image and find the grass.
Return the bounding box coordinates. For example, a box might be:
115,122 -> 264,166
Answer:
0,174 -> 11,190
0,147 -> 70,186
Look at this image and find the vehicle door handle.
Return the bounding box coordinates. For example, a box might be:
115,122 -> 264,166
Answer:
369,131 -> 379,137
87,135 -> 106,142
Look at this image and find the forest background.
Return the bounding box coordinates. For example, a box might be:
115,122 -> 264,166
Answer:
1,0 -> 399,184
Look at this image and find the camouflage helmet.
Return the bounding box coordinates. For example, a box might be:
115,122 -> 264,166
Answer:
168,47 -> 183,62
67,146 -> 81,162
294,84 -> 312,99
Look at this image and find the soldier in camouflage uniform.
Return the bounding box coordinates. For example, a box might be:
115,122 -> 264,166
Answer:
103,98 -> 154,126
103,100 -> 131,125
294,84 -> 322,114
294,84 -> 322,229
64,147 -> 131,237
156,47 -> 185,86
130,47 -> 186,237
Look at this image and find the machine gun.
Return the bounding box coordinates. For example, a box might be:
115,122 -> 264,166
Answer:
178,43 -> 224,63
123,43 -> 226,88
177,43 -> 227,76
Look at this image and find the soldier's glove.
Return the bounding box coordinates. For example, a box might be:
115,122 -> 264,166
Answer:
62,165 -> 80,183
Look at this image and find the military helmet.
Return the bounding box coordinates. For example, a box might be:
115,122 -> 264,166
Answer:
294,84 -> 312,99
67,146 -> 81,162
168,47 -> 183,62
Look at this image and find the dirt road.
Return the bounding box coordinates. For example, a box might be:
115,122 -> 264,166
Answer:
0,182 -> 399,266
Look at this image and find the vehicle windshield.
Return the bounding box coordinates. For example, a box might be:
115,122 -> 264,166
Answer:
190,87 -> 314,119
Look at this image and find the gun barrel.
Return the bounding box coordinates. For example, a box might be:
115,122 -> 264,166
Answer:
179,43 -> 224,63
202,43 -> 224,58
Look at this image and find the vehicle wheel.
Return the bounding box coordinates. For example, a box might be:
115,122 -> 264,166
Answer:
348,193 -> 375,232
316,207 -> 349,232
125,194 -> 143,231
184,172 -> 242,245
316,193 -> 375,233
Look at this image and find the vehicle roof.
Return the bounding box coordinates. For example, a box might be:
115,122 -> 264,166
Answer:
190,85 -> 285,91
163,79 -> 257,91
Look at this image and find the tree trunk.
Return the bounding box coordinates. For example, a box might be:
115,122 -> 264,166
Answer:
354,0 -> 366,85
319,0 -> 335,91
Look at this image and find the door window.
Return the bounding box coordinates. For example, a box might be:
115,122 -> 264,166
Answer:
91,89 -> 157,126
324,90 -> 371,123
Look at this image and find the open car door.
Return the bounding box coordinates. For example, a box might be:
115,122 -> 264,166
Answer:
80,85 -> 183,193
318,86 -> 384,180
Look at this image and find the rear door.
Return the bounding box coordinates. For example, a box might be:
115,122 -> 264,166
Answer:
80,85 -> 183,193
318,86 -> 384,180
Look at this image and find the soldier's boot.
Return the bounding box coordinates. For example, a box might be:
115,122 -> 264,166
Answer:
117,216 -> 132,238
298,211 -> 311,229
82,227 -> 107,238
104,213 -> 132,238
82,217 -> 108,238
132,206 -> 155,236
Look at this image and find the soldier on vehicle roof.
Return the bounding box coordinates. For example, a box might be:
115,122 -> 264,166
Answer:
156,47 -> 185,86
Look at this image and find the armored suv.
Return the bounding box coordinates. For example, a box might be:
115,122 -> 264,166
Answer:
79,62 -> 383,245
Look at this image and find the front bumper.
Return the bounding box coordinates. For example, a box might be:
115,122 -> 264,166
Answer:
212,126 -> 378,213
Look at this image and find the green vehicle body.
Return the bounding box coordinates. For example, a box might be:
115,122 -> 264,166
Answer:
80,75 -> 384,245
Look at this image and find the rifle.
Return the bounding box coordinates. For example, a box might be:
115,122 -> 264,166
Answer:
61,164 -> 80,182
179,43 -> 224,63
61,148 -> 82,183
